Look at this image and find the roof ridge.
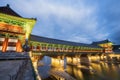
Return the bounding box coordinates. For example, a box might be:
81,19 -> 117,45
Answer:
30,34 -> 102,48
92,39 -> 112,45
0,4 -> 22,17
31,34 -> 88,44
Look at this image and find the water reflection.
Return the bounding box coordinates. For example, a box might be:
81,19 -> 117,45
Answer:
66,65 -> 84,80
38,56 -> 120,80
91,62 -> 120,80
38,56 -> 51,79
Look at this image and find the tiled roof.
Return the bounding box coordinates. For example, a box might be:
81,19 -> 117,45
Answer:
30,34 -> 102,48
92,39 -> 112,45
0,4 -> 36,20
0,4 -> 22,17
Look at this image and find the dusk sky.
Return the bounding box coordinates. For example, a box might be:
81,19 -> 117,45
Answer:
0,0 -> 120,44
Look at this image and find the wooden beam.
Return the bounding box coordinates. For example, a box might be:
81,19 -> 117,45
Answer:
2,38 -> 8,52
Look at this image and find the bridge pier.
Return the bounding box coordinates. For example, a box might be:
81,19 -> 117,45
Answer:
66,55 -> 81,66
90,54 -> 101,63
80,54 -> 90,66
51,56 -> 65,71
114,54 -> 120,62
99,54 -> 105,61
66,54 -> 93,66
104,53 -> 120,63
87,54 -> 92,63
50,56 -> 76,80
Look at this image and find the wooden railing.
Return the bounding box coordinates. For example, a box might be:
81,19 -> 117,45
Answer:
31,47 -> 103,53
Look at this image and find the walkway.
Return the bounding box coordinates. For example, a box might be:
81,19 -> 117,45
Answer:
0,52 -> 29,60
0,52 -> 35,80
0,60 -> 24,80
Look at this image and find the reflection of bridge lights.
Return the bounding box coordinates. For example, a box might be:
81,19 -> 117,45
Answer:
60,60 -> 63,64
51,58 -> 64,70
77,58 -> 80,62
29,52 -> 41,80
77,70 -> 84,80
91,63 -> 101,73
33,62 -> 41,80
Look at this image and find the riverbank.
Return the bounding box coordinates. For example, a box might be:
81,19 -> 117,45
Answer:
0,59 -> 36,80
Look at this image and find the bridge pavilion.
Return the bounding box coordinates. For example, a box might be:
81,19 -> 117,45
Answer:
92,39 -> 113,53
0,4 -> 36,52
30,35 -> 103,53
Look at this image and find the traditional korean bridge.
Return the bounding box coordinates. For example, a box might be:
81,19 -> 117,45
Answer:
0,4 -> 114,64
0,4 -> 116,68
30,35 -> 103,55
0,4 -> 112,56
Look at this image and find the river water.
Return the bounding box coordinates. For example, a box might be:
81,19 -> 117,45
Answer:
38,56 -> 120,80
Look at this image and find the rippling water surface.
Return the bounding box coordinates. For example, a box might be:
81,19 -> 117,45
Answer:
38,56 -> 120,80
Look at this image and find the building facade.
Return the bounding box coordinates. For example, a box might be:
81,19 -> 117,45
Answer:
0,4 -> 36,52
92,39 -> 113,53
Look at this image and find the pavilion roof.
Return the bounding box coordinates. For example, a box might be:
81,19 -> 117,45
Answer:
30,34 -> 102,48
0,4 -> 36,20
92,39 -> 112,45
0,4 -> 21,17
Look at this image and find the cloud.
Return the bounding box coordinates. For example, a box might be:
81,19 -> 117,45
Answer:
67,34 -> 91,43
9,0 -> 100,42
1,0 -> 119,44
94,33 -> 109,40
10,0 -> 96,21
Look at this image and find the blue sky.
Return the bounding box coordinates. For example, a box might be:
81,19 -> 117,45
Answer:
0,0 -> 120,44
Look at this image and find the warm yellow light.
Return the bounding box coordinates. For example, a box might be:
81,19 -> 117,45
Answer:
25,32 -> 30,39
29,52 -> 41,80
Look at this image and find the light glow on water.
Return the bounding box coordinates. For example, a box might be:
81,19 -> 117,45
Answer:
38,55 -> 120,80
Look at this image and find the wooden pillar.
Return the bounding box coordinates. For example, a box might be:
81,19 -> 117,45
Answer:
36,45 -> 40,51
30,45 -> 33,51
2,38 -> 9,52
0,38 -> 5,52
16,39 -> 22,52
87,54 -> 91,62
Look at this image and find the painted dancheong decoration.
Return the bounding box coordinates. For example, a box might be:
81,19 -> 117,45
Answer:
0,4 -> 36,52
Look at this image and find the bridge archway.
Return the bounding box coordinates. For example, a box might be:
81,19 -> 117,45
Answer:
80,54 -> 90,66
